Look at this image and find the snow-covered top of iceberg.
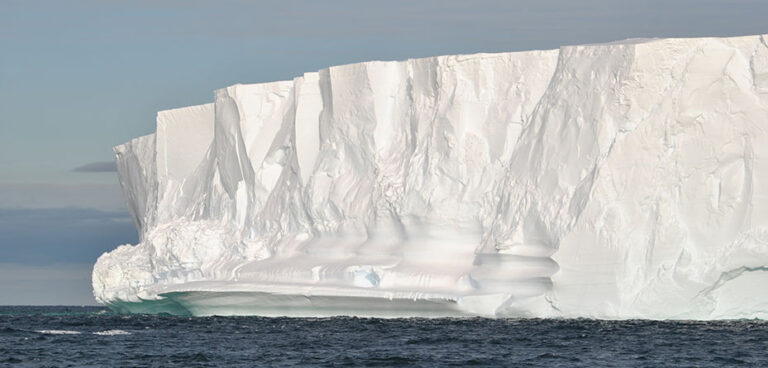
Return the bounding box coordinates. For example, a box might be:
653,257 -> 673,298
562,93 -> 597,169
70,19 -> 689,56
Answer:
95,34 -> 768,319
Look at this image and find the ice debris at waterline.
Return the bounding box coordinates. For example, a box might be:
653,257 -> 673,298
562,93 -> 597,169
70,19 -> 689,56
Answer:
94,34 -> 768,319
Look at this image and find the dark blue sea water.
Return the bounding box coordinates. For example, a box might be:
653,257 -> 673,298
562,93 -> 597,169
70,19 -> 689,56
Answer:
1,306 -> 766,367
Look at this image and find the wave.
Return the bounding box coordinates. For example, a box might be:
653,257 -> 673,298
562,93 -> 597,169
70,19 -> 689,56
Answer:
36,330 -> 81,335
92,329 -> 131,336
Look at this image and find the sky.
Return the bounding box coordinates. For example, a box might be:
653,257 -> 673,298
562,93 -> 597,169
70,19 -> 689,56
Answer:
1,0 -> 766,305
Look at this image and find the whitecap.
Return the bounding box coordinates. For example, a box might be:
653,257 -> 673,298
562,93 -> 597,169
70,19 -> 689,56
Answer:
36,330 -> 81,335
92,329 -> 131,336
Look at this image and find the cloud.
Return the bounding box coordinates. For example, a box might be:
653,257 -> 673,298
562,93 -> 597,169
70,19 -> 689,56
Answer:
0,182 -> 127,211
0,207 -> 131,221
0,263 -> 98,305
0,207 -> 137,264
0,206 -> 137,305
72,161 -> 117,172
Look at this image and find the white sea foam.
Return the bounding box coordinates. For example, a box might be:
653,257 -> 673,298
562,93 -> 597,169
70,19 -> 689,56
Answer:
92,329 -> 131,336
36,330 -> 81,335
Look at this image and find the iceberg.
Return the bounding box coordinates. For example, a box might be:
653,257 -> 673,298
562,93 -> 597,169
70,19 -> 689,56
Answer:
93,34 -> 768,319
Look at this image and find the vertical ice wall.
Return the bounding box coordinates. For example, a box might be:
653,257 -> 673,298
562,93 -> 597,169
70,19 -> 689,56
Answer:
546,36 -> 768,318
155,104 -> 215,223
480,36 -> 768,318
114,134 -> 157,239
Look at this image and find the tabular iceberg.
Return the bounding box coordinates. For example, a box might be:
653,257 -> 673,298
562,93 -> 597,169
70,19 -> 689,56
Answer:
94,34 -> 768,319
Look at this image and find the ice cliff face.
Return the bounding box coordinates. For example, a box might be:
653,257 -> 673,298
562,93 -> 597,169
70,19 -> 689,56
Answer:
94,35 -> 768,319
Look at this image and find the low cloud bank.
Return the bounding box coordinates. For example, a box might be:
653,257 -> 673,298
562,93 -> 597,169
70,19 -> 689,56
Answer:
72,161 -> 117,173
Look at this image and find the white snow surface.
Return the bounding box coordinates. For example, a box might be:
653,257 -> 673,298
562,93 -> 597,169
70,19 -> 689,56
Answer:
94,34 -> 768,319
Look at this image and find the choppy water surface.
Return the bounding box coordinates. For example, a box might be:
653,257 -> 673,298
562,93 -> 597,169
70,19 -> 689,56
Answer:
0,306 -> 766,367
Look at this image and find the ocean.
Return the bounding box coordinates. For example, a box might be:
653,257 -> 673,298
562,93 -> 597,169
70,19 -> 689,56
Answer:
0,306 -> 765,367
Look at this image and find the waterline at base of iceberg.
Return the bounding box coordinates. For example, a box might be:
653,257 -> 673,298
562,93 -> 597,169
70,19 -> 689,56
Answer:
106,291 -> 466,318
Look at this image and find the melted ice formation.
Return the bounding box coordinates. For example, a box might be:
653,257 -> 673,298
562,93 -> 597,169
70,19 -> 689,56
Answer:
94,34 -> 768,319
